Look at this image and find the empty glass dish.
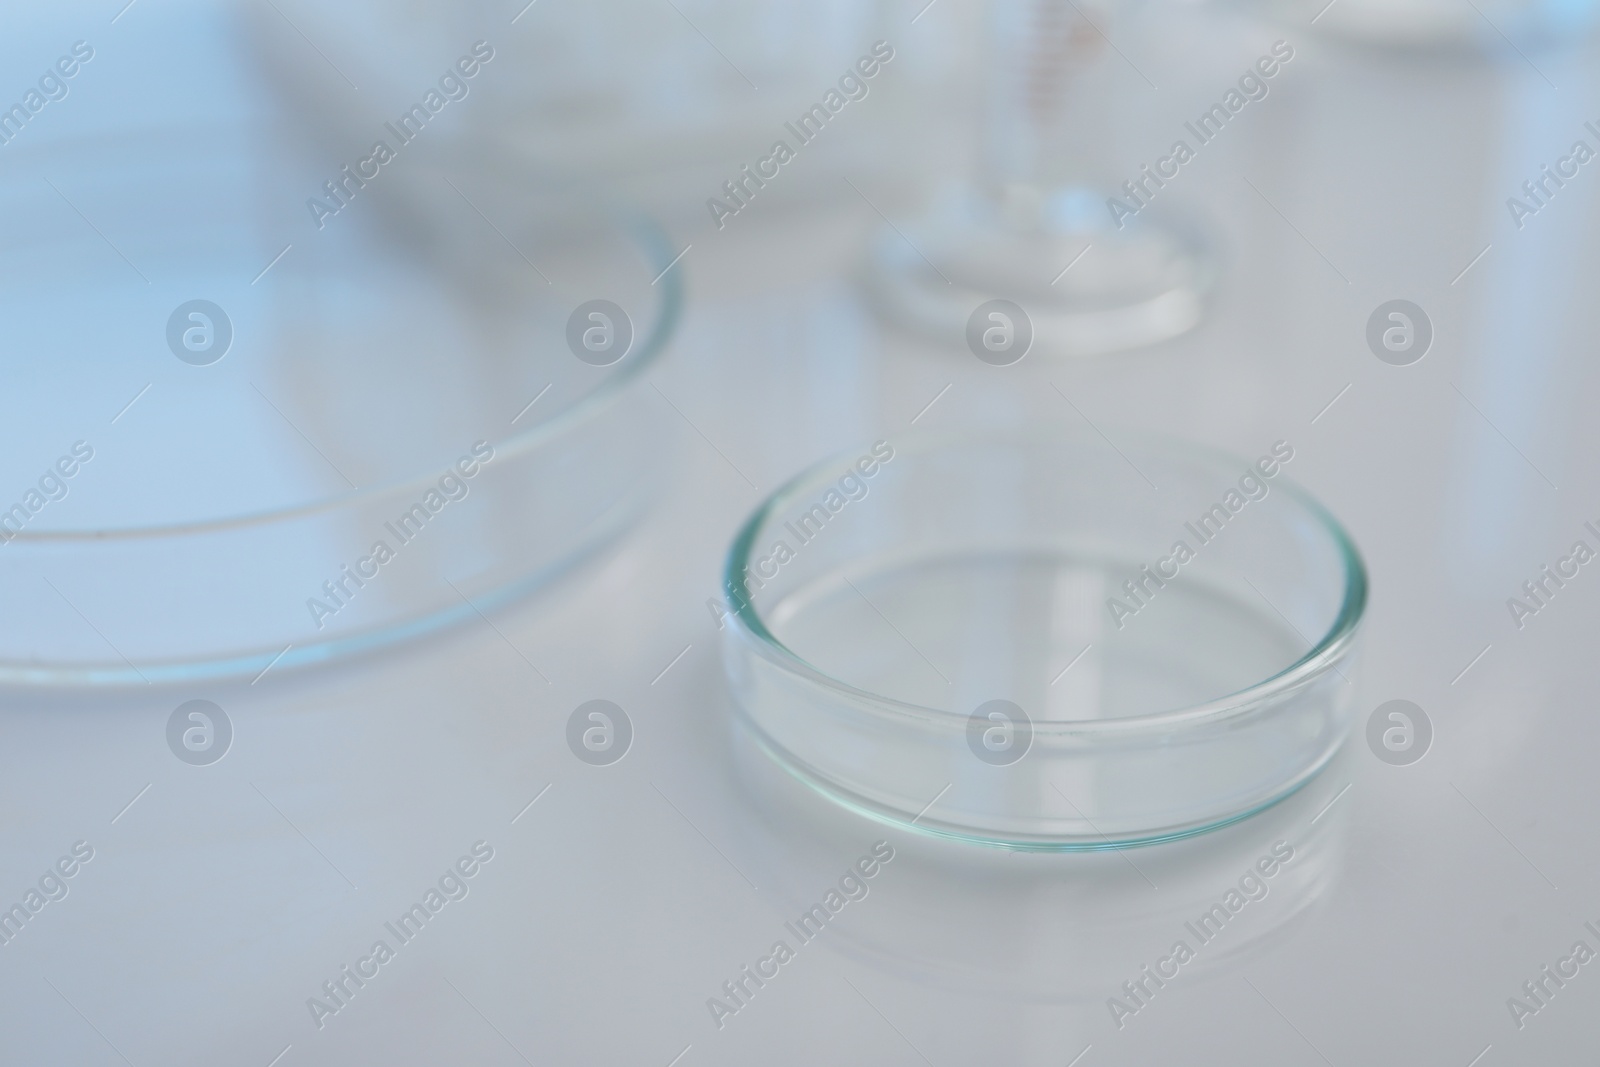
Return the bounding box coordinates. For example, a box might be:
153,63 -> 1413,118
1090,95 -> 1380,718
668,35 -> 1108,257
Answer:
720,429 -> 1366,849
0,128 -> 680,687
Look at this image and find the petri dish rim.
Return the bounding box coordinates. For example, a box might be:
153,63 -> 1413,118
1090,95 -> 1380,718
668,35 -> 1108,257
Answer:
0,215 -> 683,545
723,427 -> 1368,739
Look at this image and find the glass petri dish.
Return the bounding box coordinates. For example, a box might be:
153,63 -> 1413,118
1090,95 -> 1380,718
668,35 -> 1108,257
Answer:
719,430 -> 1366,849
0,130 -> 680,688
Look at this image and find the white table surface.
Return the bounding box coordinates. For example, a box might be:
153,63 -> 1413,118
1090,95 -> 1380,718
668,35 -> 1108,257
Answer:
2,2 -> 1598,1064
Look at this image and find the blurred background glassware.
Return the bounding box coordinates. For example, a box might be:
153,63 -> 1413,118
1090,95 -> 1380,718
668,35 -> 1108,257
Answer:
247,0 -> 913,242
868,0 -> 1214,356
0,123 -> 680,687
1247,0 -> 1599,50
721,430 -> 1366,848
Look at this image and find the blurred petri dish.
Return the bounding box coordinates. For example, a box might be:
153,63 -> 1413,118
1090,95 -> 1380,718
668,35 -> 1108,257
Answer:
720,430 -> 1366,849
0,130 -> 680,687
